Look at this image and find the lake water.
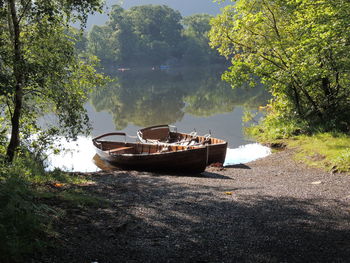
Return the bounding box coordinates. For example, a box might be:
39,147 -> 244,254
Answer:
47,66 -> 271,172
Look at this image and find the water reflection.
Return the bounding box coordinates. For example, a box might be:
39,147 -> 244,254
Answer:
91,69 -> 186,129
90,67 -> 269,130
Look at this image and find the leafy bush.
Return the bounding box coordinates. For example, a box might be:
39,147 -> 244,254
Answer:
244,101 -> 309,141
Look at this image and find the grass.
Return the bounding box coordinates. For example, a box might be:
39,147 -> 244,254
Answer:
38,187 -> 111,208
29,169 -> 91,185
261,133 -> 350,173
286,133 -> 350,173
245,116 -> 350,173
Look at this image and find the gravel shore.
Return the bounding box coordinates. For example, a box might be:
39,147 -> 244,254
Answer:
38,149 -> 350,263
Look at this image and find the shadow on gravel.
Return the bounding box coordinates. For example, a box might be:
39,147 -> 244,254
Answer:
197,171 -> 233,179
224,163 -> 251,169
41,172 -> 350,263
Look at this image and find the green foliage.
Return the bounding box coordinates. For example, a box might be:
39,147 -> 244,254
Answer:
87,4 -> 226,67
181,14 -> 225,65
246,114 -> 306,141
0,0 -> 107,161
128,4 -> 183,61
210,0 -> 350,134
37,169 -> 89,185
245,99 -> 308,140
88,24 -> 117,65
0,1 -> 109,260
87,4 -> 183,66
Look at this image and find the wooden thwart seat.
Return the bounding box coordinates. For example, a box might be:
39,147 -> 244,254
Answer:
109,146 -> 133,154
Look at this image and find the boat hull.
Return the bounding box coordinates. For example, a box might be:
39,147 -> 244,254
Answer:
93,139 -> 208,173
206,142 -> 227,164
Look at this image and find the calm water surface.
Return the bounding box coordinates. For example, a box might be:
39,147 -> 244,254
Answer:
48,67 -> 271,172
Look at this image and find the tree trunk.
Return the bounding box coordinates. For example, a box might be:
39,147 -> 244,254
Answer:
6,0 -> 24,162
321,77 -> 331,105
291,82 -> 303,117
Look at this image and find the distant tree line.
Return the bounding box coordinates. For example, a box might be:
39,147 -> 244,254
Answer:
85,5 -> 226,67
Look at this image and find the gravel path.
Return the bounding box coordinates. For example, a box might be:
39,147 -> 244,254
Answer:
38,149 -> 350,263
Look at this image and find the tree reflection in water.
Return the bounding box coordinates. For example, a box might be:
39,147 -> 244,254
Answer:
90,66 -> 269,130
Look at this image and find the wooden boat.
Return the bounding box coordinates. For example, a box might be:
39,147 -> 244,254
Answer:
137,125 -> 228,164
92,132 -> 208,173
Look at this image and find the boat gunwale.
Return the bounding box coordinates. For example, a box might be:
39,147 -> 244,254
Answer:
137,125 -> 228,145
94,140 -> 207,157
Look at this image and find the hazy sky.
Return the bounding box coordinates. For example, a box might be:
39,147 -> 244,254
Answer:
85,0 -> 231,29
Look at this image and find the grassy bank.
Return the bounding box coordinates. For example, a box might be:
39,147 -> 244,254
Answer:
252,132 -> 350,174
245,110 -> 350,174
287,133 -> 350,173
0,154 -> 108,262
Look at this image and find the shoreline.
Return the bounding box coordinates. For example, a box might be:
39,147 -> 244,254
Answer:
37,148 -> 350,262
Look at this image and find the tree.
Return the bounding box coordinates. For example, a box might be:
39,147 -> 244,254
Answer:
0,0 -> 105,162
182,14 -> 226,65
126,5 -> 183,65
87,5 -> 137,66
209,0 -> 350,133
87,4 -> 185,67
88,25 -> 116,65
86,4 -> 227,67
